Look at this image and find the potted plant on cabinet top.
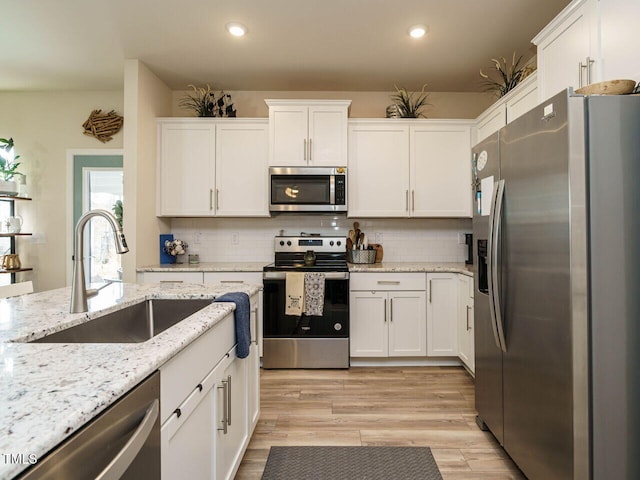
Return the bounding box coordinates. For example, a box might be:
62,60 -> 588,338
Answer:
479,52 -> 535,98
0,138 -> 23,195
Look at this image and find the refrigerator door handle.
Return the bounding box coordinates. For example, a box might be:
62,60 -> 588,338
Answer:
487,179 -> 507,352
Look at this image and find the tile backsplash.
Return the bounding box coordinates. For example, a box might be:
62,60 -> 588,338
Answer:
169,216 -> 472,264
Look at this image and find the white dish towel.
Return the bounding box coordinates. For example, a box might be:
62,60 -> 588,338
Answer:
303,272 -> 325,317
285,272 -> 305,316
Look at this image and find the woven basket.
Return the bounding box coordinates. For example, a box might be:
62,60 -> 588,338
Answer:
347,249 -> 377,264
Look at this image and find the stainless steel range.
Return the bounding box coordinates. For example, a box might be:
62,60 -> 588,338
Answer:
262,235 -> 349,369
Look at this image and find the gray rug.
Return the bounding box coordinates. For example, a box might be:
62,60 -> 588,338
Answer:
261,446 -> 443,480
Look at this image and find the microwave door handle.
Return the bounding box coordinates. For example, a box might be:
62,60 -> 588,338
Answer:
330,175 -> 336,205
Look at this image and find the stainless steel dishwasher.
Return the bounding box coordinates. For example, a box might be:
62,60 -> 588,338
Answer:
18,371 -> 160,480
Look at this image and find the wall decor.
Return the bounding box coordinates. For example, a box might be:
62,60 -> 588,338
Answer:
82,109 -> 124,143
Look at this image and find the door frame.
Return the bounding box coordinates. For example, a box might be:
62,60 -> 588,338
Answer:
66,149 -> 123,286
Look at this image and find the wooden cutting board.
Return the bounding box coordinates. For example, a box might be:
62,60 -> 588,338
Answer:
368,244 -> 384,263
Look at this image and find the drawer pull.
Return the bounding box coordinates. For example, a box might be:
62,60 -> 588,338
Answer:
160,280 -> 183,284
220,280 -> 244,284
377,280 -> 400,285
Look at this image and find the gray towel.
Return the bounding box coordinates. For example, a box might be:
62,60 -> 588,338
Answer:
213,292 -> 251,359
304,272 -> 325,316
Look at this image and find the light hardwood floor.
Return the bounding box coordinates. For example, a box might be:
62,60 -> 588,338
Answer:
235,366 -> 525,480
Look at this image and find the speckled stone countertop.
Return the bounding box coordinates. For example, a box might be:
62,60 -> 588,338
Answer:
0,282 -> 259,479
348,262 -> 473,277
137,262 -> 267,272
138,261 -> 474,276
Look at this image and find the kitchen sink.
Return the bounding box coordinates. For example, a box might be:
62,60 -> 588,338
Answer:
31,299 -> 212,343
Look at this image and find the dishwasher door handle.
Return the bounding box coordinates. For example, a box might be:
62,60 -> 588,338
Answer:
95,399 -> 159,480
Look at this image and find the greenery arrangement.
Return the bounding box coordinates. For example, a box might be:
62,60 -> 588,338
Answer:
179,85 -> 237,117
0,137 -> 23,181
479,52 -> 535,98
112,200 -> 123,228
389,84 -> 431,118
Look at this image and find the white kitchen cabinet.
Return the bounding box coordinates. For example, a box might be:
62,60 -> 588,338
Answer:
158,121 -> 215,216
350,273 -> 427,357
457,274 -> 475,373
215,121 -> 269,216
410,124 -> 472,217
348,122 -> 410,217
475,102 -> 506,144
599,0 -> 640,82
533,0 -> 598,103
215,346 -> 249,480
266,100 -> 351,166
426,273 -> 459,356
157,118 -> 269,217
137,271 -> 204,284
348,120 -> 472,218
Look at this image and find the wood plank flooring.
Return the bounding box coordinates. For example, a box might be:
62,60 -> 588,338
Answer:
235,366 -> 525,479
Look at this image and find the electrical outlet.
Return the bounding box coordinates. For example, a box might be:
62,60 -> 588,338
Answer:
193,232 -> 202,244
374,232 -> 383,244
231,232 -> 239,245
30,233 -> 46,245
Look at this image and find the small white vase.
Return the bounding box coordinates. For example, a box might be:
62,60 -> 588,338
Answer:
0,180 -> 17,195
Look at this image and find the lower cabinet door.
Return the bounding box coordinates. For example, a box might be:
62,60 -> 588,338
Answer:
388,291 -> 427,356
161,386 -> 214,480
350,291 -> 388,357
427,273 -> 459,356
216,349 -> 249,480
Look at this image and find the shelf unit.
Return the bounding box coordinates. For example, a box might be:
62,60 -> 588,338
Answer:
0,195 -> 33,281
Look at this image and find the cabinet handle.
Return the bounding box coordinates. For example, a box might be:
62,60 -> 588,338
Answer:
429,280 -> 432,303
217,380 -> 228,434
304,139 -> 307,162
210,189 -> 214,211
390,298 -> 393,322
466,305 -> 471,331
216,188 -> 220,211
586,56 -> 594,85
412,190 -> 415,212
384,298 -> 387,323
220,280 -> 245,284
309,138 -> 312,162
405,190 -> 409,212
377,280 -> 400,285
160,280 -> 183,284
226,374 -> 232,426
578,61 -> 585,88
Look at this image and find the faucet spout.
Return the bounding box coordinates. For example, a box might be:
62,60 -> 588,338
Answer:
70,209 -> 129,313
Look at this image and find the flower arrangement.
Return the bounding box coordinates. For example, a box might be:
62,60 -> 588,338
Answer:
164,239 -> 188,256
0,138 -> 23,181
179,85 -> 237,117
388,84 -> 431,118
479,52 -> 535,98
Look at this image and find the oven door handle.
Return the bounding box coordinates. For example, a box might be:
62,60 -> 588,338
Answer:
263,271 -> 349,280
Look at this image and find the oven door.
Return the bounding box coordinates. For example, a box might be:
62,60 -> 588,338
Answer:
269,167 -> 346,212
263,272 -> 349,338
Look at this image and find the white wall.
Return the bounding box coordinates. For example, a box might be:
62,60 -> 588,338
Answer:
171,90 -> 494,119
168,216 -> 472,265
122,60 -> 172,282
0,91 -> 124,291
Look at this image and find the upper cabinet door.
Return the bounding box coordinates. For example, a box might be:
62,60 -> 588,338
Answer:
533,0 -> 598,103
410,124 -> 472,218
158,121 -> 215,216
266,100 -> 351,167
215,121 -> 269,217
348,122 -> 410,217
308,105 -> 349,166
268,105 -> 309,166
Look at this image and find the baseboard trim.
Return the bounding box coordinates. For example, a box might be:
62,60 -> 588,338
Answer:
349,357 -> 462,367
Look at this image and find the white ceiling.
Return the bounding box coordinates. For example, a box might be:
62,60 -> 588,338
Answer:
1,0 -> 571,93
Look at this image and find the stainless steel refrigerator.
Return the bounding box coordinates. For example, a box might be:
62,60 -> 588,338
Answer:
471,89 -> 640,480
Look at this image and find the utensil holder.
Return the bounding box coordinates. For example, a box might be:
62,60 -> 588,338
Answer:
347,249 -> 376,264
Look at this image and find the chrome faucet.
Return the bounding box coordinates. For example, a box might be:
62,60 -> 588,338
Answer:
70,209 -> 129,313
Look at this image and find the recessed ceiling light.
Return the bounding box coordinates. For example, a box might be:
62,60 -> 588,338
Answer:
226,22 -> 247,37
408,24 -> 427,39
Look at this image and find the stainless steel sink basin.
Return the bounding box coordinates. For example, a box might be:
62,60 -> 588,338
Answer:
31,299 -> 212,343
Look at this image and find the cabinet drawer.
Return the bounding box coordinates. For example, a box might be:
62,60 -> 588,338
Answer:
141,271 -> 204,284
350,273 -> 426,291
159,312 -> 234,424
203,272 -> 262,285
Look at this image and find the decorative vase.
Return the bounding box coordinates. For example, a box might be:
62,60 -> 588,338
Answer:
0,180 -> 17,195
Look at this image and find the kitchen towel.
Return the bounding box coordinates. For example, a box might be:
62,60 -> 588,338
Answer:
303,272 -> 325,316
214,292 -> 251,359
285,272 -> 305,316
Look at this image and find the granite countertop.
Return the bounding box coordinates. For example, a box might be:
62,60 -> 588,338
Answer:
137,262 -> 267,272
0,282 -> 260,479
138,261 -> 473,276
348,262 -> 473,276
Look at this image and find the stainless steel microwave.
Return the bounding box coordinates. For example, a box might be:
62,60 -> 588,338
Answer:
269,166 -> 347,213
